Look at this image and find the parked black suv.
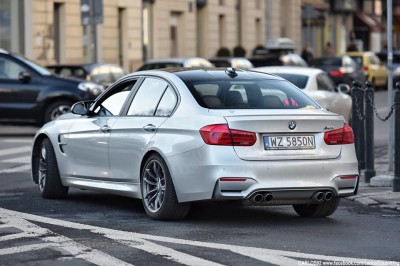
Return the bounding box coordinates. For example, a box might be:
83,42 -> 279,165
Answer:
0,49 -> 104,125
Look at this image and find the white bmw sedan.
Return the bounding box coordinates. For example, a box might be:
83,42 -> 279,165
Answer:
252,66 -> 353,123
31,68 -> 359,220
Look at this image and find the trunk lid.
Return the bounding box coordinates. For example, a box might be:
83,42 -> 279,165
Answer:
214,109 -> 345,161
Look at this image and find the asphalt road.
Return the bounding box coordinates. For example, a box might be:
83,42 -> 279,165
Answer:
0,90 -> 399,265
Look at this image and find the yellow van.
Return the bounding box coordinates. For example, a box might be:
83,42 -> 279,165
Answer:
346,51 -> 388,89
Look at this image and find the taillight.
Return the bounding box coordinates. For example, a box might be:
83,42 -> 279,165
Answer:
329,69 -> 344,77
324,124 -> 354,145
200,124 -> 256,146
363,65 -> 369,72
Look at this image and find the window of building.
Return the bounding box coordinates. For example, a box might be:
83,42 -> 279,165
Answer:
218,15 -> 226,48
170,12 -> 180,57
0,0 -> 25,53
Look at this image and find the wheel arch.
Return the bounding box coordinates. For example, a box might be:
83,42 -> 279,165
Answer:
139,150 -> 175,194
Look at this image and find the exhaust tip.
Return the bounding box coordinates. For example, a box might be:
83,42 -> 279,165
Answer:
325,191 -> 333,201
263,193 -> 273,202
312,192 -> 325,202
251,193 -> 263,204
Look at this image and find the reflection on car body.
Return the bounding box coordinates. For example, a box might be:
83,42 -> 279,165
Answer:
31,67 -> 359,220
252,66 -> 353,123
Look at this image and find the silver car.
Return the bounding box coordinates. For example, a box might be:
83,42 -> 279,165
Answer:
31,68 -> 359,220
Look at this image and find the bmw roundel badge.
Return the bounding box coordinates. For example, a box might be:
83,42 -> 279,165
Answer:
288,121 -> 296,130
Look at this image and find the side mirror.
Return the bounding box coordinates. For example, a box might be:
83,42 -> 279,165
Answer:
71,101 -> 94,115
337,83 -> 351,94
18,71 -> 31,83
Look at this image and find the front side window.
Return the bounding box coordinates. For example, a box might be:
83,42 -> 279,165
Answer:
127,77 -> 169,116
0,55 -> 26,79
96,81 -> 136,116
184,78 -> 319,109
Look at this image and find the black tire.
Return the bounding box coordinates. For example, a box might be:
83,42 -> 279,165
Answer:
293,198 -> 340,218
141,154 -> 190,220
43,100 -> 73,124
38,138 -> 68,199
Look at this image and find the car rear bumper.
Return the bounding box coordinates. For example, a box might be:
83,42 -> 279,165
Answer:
166,144 -> 359,203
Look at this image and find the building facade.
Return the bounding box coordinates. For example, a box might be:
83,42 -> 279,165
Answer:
1,0 -> 307,71
265,0 -> 302,53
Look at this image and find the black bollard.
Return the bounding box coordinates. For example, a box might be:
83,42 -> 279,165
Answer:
364,80 -> 376,182
393,82 -> 400,192
351,80 -> 365,171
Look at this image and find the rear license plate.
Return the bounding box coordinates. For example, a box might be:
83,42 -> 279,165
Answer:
263,135 -> 315,150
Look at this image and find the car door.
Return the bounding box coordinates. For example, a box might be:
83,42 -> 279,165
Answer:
108,77 -> 178,184
63,79 -> 138,180
0,54 -> 39,120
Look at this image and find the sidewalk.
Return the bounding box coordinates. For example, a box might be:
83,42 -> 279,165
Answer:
348,145 -> 400,212
0,124 -> 399,212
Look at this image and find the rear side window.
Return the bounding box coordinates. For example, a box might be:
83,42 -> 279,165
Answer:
127,77 -> 168,116
272,73 -> 309,89
185,79 -> 319,109
316,73 -> 335,91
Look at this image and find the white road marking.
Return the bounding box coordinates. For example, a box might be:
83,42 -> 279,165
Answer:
0,164 -> 30,174
0,139 -> 32,144
1,156 -> 30,164
0,243 -> 57,256
0,207 -> 398,266
116,238 -> 224,266
0,146 -> 31,157
0,216 -> 134,266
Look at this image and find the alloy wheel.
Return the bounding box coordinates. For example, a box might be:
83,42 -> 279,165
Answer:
50,104 -> 70,120
142,159 -> 166,212
38,144 -> 47,192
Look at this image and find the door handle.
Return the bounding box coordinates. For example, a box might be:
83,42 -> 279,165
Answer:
100,125 -> 111,133
143,124 -> 156,132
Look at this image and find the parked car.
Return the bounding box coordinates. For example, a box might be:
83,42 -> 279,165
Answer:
312,56 -> 366,88
346,51 -> 388,89
31,67 -> 358,220
137,57 -> 214,71
376,51 -> 400,85
250,53 -> 308,68
209,57 -> 254,70
253,66 -> 352,123
47,63 -> 127,88
0,49 -> 104,125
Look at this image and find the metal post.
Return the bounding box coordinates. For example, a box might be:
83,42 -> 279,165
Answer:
351,80 -> 365,171
393,82 -> 400,192
387,0 -> 394,171
90,0 -> 97,63
364,81 -> 376,182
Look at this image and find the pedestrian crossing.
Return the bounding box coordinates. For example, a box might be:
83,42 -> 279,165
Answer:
0,138 -> 32,174
0,207 -> 397,266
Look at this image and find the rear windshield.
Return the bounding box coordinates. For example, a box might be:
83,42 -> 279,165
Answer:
350,56 -> 363,66
271,73 -> 308,89
183,79 -> 319,109
313,57 -> 341,66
